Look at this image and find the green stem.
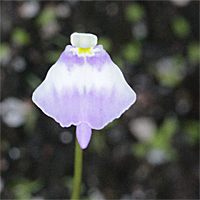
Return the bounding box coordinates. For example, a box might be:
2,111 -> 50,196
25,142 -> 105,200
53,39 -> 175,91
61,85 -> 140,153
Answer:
71,138 -> 83,199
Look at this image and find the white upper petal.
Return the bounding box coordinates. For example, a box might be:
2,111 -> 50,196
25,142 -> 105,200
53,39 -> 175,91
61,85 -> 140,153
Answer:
70,32 -> 98,48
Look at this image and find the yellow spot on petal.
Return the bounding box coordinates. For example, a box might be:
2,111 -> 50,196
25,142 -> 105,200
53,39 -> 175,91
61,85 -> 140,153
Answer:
78,47 -> 93,55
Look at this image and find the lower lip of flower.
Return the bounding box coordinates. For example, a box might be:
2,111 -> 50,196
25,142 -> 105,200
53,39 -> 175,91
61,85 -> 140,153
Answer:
32,32 -> 137,149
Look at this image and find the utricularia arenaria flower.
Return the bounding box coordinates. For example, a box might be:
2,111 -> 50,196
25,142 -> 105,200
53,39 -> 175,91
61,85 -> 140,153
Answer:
32,33 -> 136,149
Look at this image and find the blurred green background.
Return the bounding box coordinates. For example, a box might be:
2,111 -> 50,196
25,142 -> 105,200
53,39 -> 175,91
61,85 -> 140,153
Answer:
1,0 -> 199,199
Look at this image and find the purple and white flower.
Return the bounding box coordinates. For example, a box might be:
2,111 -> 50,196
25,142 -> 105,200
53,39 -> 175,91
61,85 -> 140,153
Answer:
32,33 -> 136,149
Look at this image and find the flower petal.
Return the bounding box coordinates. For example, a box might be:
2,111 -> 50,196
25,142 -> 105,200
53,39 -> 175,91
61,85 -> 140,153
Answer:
32,45 -> 136,129
70,32 -> 97,49
76,122 -> 92,149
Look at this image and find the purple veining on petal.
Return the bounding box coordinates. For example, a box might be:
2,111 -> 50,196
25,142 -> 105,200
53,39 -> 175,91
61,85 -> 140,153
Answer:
57,45 -> 111,72
86,45 -> 111,71
33,81 -> 136,130
58,45 -> 84,70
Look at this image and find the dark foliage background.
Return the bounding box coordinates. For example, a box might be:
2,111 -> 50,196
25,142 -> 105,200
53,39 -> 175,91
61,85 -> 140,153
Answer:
1,0 -> 199,199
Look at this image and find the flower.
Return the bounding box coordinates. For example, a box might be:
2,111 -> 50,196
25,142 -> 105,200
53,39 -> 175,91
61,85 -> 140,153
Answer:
32,32 -> 136,149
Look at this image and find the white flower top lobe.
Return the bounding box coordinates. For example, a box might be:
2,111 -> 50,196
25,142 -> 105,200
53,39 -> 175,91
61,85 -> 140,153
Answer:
70,32 -> 98,49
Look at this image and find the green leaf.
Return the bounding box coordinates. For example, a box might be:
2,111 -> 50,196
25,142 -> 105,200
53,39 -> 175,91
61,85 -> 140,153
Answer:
122,42 -> 141,63
36,6 -> 56,27
151,117 -> 178,150
12,178 -> 43,199
171,16 -> 191,38
187,42 -> 200,64
183,120 -> 199,145
0,43 -> 11,62
132,143 -> 149,158
125,3 -> 146,22
12,28 -> 30,46
30,179 -> 43,193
